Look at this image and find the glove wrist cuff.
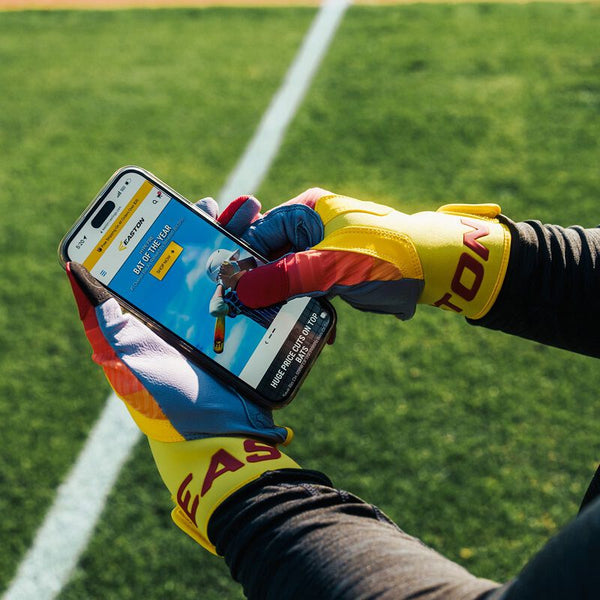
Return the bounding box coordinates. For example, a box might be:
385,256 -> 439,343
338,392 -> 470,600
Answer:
416,204 -> 511,319
313,196 -> 511,320
148,436 -> 300,555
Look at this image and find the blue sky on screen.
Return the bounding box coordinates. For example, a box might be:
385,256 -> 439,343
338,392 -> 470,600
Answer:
109,197 -> 266,376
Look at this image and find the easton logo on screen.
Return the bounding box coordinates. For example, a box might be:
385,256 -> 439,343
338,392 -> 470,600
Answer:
119,218 -> 145,250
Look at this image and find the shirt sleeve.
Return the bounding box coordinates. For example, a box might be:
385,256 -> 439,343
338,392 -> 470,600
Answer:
208,470 -> 501,600
468,218 -> 600,358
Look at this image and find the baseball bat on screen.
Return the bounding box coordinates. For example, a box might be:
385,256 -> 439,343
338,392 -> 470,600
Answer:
214,315 -> 225,353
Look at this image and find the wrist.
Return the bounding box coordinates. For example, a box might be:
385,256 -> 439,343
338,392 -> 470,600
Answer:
148,436 -> 300,555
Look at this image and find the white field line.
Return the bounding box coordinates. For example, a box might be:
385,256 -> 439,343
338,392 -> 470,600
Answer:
2,394 -> 141,600
2,1 -> 350,598
217,0 -> 351,205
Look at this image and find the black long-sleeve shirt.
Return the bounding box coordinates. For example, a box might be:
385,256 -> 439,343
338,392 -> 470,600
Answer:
208,220 -> 600,600
471,218 -> 600,358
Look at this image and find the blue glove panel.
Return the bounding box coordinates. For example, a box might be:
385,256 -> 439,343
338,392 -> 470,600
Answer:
242,204 -> 324,257
95,297 -> 289,443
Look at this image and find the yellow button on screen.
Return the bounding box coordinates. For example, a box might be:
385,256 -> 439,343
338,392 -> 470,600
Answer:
150,241 -> 183,280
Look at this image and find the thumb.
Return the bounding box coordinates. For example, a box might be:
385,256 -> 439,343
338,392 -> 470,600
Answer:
66,262 -> 133,379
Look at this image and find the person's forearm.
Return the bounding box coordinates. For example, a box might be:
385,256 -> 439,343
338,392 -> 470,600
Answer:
470,218 -> 600,358
209,470 -> 500,600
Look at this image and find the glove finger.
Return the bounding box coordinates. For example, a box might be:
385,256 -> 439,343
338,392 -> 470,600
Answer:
95,295 -> 182,362
234,249 -> 339,308
216,189 -> 332,257
67,261 -> 180,353
68,262 -> 198,366
66,262 -> 134,371
326,323 -> 336,345
217,195 -> 262,236
68,261 -> 192,393
194,196 -> 219,219
238,188 -> 330,256
241,204 -> 324,257
66,262 -> 161,415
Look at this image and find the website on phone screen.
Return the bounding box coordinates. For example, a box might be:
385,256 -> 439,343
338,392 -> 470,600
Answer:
67,171 -> 331,401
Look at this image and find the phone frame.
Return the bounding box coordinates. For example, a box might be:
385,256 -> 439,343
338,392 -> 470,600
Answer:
59,165 -> 336,409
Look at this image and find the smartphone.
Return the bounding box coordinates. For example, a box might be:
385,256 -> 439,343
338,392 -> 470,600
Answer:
59,166 -> 336,408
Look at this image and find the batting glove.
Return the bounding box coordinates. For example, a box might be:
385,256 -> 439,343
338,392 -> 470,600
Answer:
217,189 -> 512,320
66,195 -> 300,555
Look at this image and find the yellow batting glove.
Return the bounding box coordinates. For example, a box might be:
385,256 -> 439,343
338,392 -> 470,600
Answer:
66,262 -> 300,555
313,196 -> 512,319
230,190 -> 511,320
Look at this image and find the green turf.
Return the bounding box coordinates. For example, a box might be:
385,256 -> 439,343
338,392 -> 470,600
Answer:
0,8 -> 314,596
264,1 -> 600,580
1,3 -> 599,597
263,1 -> 600,579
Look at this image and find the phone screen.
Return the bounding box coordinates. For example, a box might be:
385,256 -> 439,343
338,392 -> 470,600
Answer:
63,168 -> 334,405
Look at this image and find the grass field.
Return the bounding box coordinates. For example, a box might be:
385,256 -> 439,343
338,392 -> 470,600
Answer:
1,3 -> 600,598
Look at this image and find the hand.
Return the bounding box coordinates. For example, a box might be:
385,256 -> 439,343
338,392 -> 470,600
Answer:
217,189 -> 512,320
67,262 -> 299,554
66,195 -> 301,555
67,262 -> 289,444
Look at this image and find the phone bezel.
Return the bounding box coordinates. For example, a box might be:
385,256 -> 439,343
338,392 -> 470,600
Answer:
59,165 -> 336,409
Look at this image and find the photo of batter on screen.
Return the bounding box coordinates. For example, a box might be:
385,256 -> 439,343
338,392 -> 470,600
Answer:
206,248 -> 281,353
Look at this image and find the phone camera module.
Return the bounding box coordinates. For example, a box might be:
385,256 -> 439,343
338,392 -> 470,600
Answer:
91,201 -> 116,229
